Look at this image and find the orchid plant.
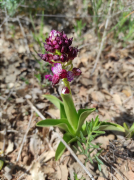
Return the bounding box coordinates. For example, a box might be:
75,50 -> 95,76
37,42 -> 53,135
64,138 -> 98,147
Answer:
36,30 -> 132,161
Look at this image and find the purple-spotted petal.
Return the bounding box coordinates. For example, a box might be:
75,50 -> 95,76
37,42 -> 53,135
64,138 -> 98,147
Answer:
61,87 -> 70,94
51,63 -> 62,75
67,71 -> 74,82
49,30 -> 60,41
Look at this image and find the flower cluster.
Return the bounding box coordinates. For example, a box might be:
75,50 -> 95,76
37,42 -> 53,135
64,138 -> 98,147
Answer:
38,30 -> 81,87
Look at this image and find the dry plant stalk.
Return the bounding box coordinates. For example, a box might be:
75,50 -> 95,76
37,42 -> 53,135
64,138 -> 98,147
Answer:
91,0 -> 113,75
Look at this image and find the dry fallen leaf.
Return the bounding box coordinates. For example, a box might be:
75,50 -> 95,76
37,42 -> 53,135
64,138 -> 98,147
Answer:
97,177 -> 107,180
39,150 -> 55,163
29,162 -> 45,180
113,94 -> 122,105
60,164 -> 68,180
94,134 -> 115,149
29,134 -> 41,157
36,103 -> 47,109
3,165 -> 14,180
5,140 -> 14,155
47,108 -> 60,119
91,91 -> 105,102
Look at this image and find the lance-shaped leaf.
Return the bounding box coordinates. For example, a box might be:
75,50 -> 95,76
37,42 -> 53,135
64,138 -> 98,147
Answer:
55,133 -> 77,161
61,94 -> 78,131
60,103 -> 67,119
36,118 -> 75,135
76,108 -> 96,132
124,123 -> 134,138
98,122 -> 125,132
43,94 -> 67,119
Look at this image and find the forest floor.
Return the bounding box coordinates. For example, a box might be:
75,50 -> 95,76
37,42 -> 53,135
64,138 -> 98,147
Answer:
1,1 -> 134,180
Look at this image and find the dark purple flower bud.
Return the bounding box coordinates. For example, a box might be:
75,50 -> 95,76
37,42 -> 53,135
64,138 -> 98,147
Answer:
67,46 -> 78,60
63,33 -> 67,39
68,38 -> 73,46
60,54 -> 68,62
45,75 -> 52,81
72,68 -> 82,76
61,87 -> 70,94
61,46 -> 67,53
44,44 -> 55,53
38,54 -> 53,64
53,55 -> 60,61
52,74 -> 60,85
56,36 -> 61,41
59,39 -> 64,45
67,71 -> 74,82
52,40 -> 57,45
54,44 -> 61,50
60,69 -> 67,79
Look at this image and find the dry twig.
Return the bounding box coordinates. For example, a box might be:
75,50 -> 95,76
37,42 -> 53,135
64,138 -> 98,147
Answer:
16,110 -> 33,162
17,17 -> 30,54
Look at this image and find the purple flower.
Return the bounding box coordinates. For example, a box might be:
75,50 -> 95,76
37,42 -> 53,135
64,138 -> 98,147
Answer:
44,43 -> 55,53
60,69 -> 67,79
49,30 -> 60,41
44,30 -> 74,60
67,46 -> 78,60
60,54 -> 68,62
38,54 -> 53,64
51,63 -> 62,75
67,71 -> 74,82
38,30 -> 80,86
61,87 -> 70,94
52,74 -> 60,85
53,55 -> 60,61
45,75 -> 52,81
72,68 -> 82,76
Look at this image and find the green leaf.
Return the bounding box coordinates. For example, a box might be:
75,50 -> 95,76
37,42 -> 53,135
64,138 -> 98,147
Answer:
61,94 -> 78,131
77,141 -> 84,153
35,74 -> 41,83
93,131 -> 105,134
99,122 -> 125,132
123,122 -> 129,130
98,164 -> 102,171
36,118 -> 75,135
60,103 -> 67,119
55,133 -> 77,161
43,94 -> 67,119
88,142 -> 99,148
43,94 -> 63,109
88,156 -> 93,164
77,108 -> 96,132
0,160 -> 4,170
